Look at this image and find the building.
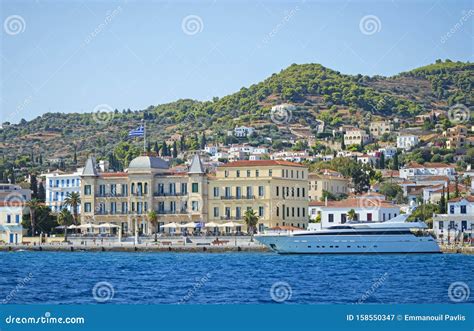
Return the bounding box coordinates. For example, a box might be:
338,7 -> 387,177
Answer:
378,146 -> 397,159
0,201 -> 24,244
42,169 -> 82,213
208,160 -> 309,231
309,198 -> 400,228
432,196 -> 474,244
397,135 -> 419,151
369,121 -> 393,137
0,184 -> 31,202
80,155 -> 309,235
344,129 -> 371,146
233,126 -> 255,138
399,162 -> 456,180
308,173 -> 349,201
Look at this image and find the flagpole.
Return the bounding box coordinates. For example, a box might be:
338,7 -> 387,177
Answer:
143,120 -> 146,153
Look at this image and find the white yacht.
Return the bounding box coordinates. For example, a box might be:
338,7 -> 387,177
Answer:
255,214 -> 440,254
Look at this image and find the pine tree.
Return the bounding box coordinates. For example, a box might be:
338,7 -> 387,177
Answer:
38,182 -> 46,202
380,153 -> 385,169
439,187 -> 446,214
73,147 -> 77,165
392,152 -> 399,170
172,141 -> 178,158
180,135 -> 186,151
161,141 -> 168,157
200,132 -> 207,149
153,142 -> 160,154
39,154 -> 43,165
30,174 -> 38,198
454,176 -> 460,198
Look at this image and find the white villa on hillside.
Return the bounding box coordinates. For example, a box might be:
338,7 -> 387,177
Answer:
42,169 -> 82,213
399,162 -> 456,179
397,135 -> 419,151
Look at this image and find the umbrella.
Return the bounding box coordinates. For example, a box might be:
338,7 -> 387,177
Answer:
78,223 -> 99,229
219,222 -> 243,227
205,222 -> 219,228
67,225 -> 78,229
160,222 -> 179,229
55,225 -> 67,229
99,223 -> 120,228
181,222 -> 197,228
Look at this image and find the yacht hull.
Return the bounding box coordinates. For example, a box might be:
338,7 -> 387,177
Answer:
255,234 -> 441,254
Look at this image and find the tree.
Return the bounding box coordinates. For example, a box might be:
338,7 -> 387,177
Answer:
147,210 -> 158,242
57,208 -> 73,242
379,153 -> 385,169
172,141 -> 178,158
379,182 -> 403,201
64,192 -> 81,225
200,132 -> 207,149
25,199 -> 41,236
37,182 -> 46,202
454,176 -> 460,198
392,152 -> 399,170
243,209 -> 259,240
30,174 -> 38,199
73,146 -> 77,165
439,187 -> 446,214
347,209 -> 357,221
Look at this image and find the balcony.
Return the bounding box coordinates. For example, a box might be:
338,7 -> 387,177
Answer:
153,192 -> 187,197
220,216 -> 243,221
156,209 -> 188,215
95,211 -> 128,215
220,195 -> 255,200
96,193 -> 128,198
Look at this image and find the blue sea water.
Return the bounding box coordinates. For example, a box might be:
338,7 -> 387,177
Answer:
0,252 -> 472,304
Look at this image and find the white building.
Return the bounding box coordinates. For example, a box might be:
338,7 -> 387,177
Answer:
0,201 -> 24,244
204,145 -> 218,156
378,146 -> 397,159
233,126 -> 255,138
432,196 -> 474,244
42,169 -> 82,213
399,162 -> 456,180
397,135 -> 419,151
309,198 -> 400,228
271,151 -> 311,163
0,184 -> 31,202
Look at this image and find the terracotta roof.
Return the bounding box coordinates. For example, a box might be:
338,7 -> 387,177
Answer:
317,198 -> 398,209
405,162 -> 454,169
417,176 -> 450,182
309,201 -> 326,206
99,172 -> 128,178
448,196 -> 474,203
432,183 -> 467,194
220,160 -> 306,168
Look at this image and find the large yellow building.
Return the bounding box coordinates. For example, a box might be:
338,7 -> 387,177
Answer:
308,172 -> 350,201
80,156 -> 308,235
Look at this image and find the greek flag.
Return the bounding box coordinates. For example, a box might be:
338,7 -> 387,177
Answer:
128,125 -> 144,137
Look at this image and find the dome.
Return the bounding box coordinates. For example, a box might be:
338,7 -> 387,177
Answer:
128,156 -> 169,170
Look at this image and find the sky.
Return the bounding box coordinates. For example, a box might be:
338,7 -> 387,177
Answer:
1,0 -> 473,123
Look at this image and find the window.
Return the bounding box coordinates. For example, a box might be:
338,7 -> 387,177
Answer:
258,206 -> 264,217
460,205 -> 467,214
450,205 -> 455,214
276,206 -> 279,217
269,169 -> 272,176
302,208 -> 305,217
225,170 -> 229,178
302,188 -> 305,198
110,202 -> 116,214
84,185 -> 91,195
7,215 -> 11,223
192,183 -> 199,193
214,207 -> 219,217
247,170 -> 251,177
297,187 -> 300,197
111,184 -> 117,196
192,201 -> 199,211
461,221 -> 467,230
341,214 -> 346,224
225,187 -> 231,198
122,184 -> 128,196
329,214 -> 334,223
99,184 -> 106,196
367,213 -> 372,221
255,170 -> 259,177
276,186 -> 279,197
246,186 -> 252,198
181,183 -> 187,194
236,170 -> 240,178
236,187 -> 242,198
236,207 -> 241,219
258,186 -> 264,196
225,207 -> 231,218
84,203 -> 91,213
213,187 -> 219,197
15,215 -> 20,223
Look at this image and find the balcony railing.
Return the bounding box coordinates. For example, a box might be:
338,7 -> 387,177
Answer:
156,209 -> 188,215
153,192 -> 187,197
220,216 -> 242,221
96,193 -> 128,198
433,214 -> 474,221
220,195 -> 255,200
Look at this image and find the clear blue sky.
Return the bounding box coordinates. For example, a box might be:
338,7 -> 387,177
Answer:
1,0 -> 473,123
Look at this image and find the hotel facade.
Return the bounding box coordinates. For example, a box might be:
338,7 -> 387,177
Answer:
79,155 -> 309,235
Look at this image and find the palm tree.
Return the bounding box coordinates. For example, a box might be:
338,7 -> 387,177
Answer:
347,209 -> 357,222
57,208 -> 73,242
64,192 -> 81,225
243,209 -> 259,241
25,199 -> 41,236
147,210 -> 158,242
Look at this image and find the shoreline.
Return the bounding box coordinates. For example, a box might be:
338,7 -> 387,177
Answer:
1,244 -> 473,254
